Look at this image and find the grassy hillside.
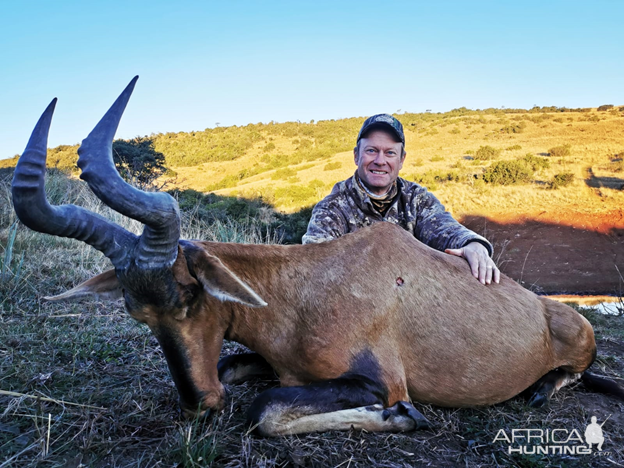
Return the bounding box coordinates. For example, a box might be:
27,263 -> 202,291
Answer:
3,105 -> 623,217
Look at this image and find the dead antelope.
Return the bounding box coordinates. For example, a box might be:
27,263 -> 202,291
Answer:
12,78 -> 624,436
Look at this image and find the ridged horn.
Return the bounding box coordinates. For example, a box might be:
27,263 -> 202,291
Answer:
11,99 -> 138,268
77,76 -> 180,268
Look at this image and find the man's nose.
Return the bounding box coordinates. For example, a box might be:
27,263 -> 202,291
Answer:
373,151 -> 386,165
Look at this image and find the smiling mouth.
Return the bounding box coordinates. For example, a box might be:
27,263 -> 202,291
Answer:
370,170 -> 388,175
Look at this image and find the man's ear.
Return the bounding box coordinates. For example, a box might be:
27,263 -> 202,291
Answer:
353,146 -> 359,165
44,269 -> 123,302
189,249 -> 267,308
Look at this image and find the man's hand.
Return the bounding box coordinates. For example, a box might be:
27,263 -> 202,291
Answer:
445,242 -> 500,285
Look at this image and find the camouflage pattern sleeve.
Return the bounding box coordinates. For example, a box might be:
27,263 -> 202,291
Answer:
411,188 -> 493,256
301,200 -> 348,244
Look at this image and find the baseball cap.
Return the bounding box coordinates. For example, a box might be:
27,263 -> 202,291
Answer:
357,114 -> 405,144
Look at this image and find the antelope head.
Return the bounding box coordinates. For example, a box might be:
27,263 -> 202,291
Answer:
11,77 -> 266,417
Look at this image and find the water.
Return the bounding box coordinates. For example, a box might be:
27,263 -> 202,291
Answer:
546,295 -> 623,316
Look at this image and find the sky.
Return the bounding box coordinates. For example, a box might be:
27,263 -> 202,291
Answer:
1,0 -> 622,160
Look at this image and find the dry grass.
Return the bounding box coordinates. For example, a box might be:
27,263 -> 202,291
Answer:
1,170 -> 624,467
161,108 -> 624,219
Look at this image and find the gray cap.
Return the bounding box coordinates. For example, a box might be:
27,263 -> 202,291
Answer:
357,114 -> 405,144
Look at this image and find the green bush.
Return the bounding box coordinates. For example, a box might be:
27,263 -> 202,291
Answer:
609,156 -> 624,172
522,153 -> 550,171
112,137 -> 167,187
474,146 -> 501,161
271,167 -> 297,180
505,145 -> 522,151
597,105 -> 614,112
548,172 -> 575,189
412,170 -> 460,187
273,182 -> 320,206
500,122 -> 526,133
323,161 -> 342,171
483,160 -> 533,185
548,144 -> 571,157
203,174 -> 240,192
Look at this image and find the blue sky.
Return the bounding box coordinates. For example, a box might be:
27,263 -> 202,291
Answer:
1,0 -> 622,159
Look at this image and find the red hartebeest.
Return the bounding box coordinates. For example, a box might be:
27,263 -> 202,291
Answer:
12,78 -> 624,436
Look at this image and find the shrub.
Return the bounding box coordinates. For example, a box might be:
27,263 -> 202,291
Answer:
449,127 -> 461,134
271,167 -> 297,180
609,155 -> 624,172
505,145 -> 522,151
430,155 -> 444,162
412,170 -> 460,187
273,181 -> 321,206
548,144 -> 571,157
262,142 -> 276,152
522,153 -> 550,171
597,105 -> 614,112
548,172 -> 574,189
323,161 -> 342,171
46,144 -> 80,170
474,146 -> 502,161
483,160 -> 533,185
553,118 -> 564,123
203,174 -> 240,192
500,122 -> 526,133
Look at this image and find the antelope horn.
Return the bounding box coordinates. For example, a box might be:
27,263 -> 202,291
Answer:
12,98 -> 138,268
77,76 -> 180,268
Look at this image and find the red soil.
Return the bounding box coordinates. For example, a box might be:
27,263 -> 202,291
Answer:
461,209 -> 624,295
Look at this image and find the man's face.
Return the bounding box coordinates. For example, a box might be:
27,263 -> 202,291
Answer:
354,129 -> 405,196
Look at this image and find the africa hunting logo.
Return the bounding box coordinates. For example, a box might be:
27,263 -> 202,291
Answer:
493,416 -> 610,456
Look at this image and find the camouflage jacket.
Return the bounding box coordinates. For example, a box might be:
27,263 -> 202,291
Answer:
302,173 -> 493,255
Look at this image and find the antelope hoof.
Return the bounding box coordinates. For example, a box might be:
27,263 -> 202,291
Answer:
382,401 -> 431,430
527,392 -> 549,408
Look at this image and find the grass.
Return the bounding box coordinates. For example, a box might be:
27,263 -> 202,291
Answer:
7,105 -> 624,220
1,170 -> 624,467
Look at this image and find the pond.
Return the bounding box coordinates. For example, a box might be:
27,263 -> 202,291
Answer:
546,295 -> 623,315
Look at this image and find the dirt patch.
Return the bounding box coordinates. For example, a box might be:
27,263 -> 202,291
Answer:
462,209 -> 624,295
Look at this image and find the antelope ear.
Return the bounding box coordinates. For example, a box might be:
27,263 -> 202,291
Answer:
43,269 -> 123,302
190,250 -> 267,308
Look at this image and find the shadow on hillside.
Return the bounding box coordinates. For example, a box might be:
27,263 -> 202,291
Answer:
461,215 -> 624,295
1,167 -> 314,244
585,167 -> 624,190
168,189 -> 314,244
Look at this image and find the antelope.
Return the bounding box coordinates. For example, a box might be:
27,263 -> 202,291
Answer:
12,77 -> 623,436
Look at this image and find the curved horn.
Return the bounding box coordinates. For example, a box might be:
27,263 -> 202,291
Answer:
12,99 -> 138,268
77,76 -> 180,269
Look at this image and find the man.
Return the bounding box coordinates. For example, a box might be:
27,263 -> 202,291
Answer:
584,416 -> 604,451
302,114 -> 500,285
